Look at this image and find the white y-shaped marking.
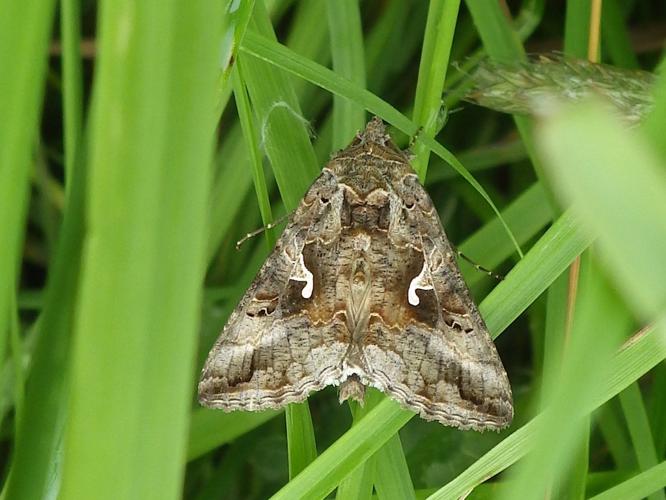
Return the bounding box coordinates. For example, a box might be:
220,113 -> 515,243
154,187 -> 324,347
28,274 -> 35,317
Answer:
408,261 -> 433,306
296,253 -> 314,298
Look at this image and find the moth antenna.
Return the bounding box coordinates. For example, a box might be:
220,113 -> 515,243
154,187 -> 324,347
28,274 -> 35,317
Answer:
235,213 -> 290,250
456,251 -> 504,281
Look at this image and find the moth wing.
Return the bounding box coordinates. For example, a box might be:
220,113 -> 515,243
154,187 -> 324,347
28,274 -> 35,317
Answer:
363,174 -> 513,430
198,171 -> 349,411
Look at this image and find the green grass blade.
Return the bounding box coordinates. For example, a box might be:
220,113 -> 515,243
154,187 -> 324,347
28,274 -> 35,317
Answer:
464,0 -> 559,211
232,65 -> 275,250
536,99 -> 666,321
59,3 -> 223,499
500,261 -> 631,500
641,58 -> 666,161
60,0 -> 84,192
619,383 -> 665,500
459,182 -> 553,289
240,4 -> 319,210
564,0 -> 592,57
373,434 -> 416,500
336,390 -> 383,500
4,112 -> 86,500
206,129 -> 256,262
602,0 -> 640,69
8,296 -> 24,429
0,0 -> 57,389
464,0 -> 526,64
481,210 -> 593,339
326,0 -> 366,149
239,31 -> 523,257
271,399 -> 414,500
590,460 -> 666,500
597,401 -> 636,471
187,408 -> 282,461
429,322 -> 666,499
335,460 -> 375,500
411,0 -> 461,177
285,403 -> 318,479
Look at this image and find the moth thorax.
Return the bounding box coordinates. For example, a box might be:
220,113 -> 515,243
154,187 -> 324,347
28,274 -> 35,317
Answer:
348,203 -> 390,231
338,374 -> 366,405
350,259 -> 371,294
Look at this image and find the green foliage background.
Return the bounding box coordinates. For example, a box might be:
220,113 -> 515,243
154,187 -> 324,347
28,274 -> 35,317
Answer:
1,0 -> 665,499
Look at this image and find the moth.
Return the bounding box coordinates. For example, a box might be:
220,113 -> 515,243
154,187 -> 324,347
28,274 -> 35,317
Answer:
199,117 -> 513,431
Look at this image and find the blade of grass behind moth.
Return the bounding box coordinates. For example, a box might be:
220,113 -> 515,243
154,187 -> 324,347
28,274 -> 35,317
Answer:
206,126 -> 255,263
0,0 -> 57,391
242,1 -> 318,477
618,383 -> 665,500
640,56 -> 666,161
480,209 -> 593,338
8,294 -> 24,433
187,408 -> 282,461
564,0 -> 592,57
232,64 -> 275,250
239,31 -> 524,258
429,322 -> 666,500
459,182 -> 554,290
336,390 -> 383,500
411,0 -> 460,178
3,122 -> 86,500
345,389 -> 416,500
649,365 -> 666,459
590,460 -> 666,500
373,433 -> 416,500
326,0 -> 366,149
601,0 -> 640,69
242,2 -> 319,208
464,0 -> 559,212
60,0 -> 83,194
326,2 -> 414,495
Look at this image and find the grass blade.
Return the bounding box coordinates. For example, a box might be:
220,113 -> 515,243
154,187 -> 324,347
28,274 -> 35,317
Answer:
60,3 -> 223,498
232,65 -> 275,250
326,0 -> 366,149
500,261 -> 631,500
536,99 -> 666,321
429,322 -> 666,499
411,0 -> 461,177
481,210 -> 593,339
271,399 -> 414,500
187,408 -> 281,461
0,0 -> 57,388
60,0 -> 84,191
619,383 -> 665,500
590,460 -> 666,500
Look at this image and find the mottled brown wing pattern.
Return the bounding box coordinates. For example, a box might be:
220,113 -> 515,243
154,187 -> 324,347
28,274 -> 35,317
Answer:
361,171 -> 512,430
199,117 -> 513,431
198,172 -> 350,411
358,173 -> 513,430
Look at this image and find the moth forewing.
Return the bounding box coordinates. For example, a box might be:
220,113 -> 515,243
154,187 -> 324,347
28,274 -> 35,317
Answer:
199,117 -> 513,430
